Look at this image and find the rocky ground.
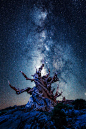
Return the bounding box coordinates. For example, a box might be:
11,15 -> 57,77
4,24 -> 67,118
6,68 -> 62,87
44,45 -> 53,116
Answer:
0,105 -> 56,129
0,101 -> 86,129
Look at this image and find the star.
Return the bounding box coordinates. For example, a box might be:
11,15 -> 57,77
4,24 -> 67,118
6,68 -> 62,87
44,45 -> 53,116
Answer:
0,0 -> 86,110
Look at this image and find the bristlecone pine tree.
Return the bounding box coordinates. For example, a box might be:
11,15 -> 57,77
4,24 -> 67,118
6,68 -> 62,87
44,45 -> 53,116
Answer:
8,63 -> 62,111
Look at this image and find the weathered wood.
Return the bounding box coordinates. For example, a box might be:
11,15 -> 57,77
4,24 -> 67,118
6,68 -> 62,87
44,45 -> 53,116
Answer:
9,63 -> 62,111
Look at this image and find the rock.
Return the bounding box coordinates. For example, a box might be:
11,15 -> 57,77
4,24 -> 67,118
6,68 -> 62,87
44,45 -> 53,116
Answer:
0,105 -> 86,129
75,114 -> 86,128
0,115 -> 10,124
0,108 -> 56,129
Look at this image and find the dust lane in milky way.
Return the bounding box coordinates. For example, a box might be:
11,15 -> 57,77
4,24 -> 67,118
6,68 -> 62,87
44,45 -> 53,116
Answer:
0,0 -> 86,110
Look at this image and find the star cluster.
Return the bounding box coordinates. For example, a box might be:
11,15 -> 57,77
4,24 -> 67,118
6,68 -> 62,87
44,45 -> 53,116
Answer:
0,0 -> 86,110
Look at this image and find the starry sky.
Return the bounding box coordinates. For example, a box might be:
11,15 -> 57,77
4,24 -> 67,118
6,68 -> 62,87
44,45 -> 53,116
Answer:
0,0 -> 86,110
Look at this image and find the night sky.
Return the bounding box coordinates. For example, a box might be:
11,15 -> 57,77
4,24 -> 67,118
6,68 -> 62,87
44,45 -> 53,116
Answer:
0,0 -> 86,110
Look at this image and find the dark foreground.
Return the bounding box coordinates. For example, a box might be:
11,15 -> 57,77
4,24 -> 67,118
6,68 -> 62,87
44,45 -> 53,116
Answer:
0,99 -> 86,129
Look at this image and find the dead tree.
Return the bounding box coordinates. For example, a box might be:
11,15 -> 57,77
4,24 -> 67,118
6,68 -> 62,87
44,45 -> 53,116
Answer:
8,63 -> 62,111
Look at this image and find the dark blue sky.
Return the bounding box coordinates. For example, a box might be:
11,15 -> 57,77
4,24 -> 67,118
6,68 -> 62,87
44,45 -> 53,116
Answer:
0,0 -> 86,110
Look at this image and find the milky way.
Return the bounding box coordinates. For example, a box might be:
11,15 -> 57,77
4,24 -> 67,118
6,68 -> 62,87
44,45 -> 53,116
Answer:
0,0 -> 86,109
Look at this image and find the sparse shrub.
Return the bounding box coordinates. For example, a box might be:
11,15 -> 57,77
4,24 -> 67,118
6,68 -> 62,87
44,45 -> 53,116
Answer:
72,99 -> 86,110
51,103 -> 67,129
